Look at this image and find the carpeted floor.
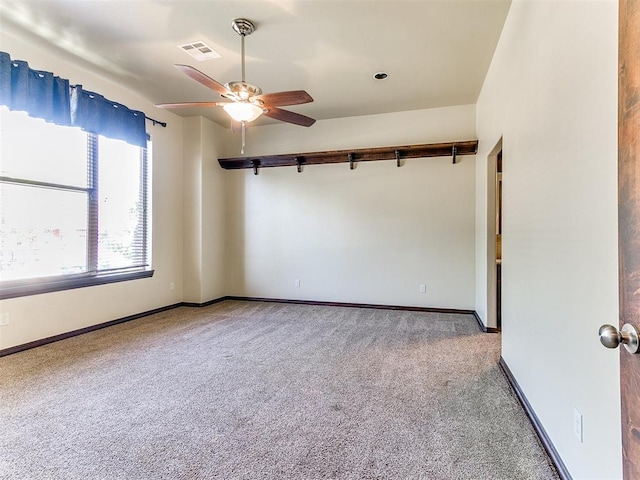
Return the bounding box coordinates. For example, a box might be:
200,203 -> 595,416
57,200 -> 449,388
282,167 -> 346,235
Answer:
0,300 -> 558,479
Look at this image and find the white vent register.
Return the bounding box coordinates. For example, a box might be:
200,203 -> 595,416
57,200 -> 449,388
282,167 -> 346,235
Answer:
178,41 -> 221,61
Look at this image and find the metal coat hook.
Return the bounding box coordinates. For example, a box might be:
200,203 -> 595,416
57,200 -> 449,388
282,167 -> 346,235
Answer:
349,153 -> 355,170
395,150 -> 401,167
296,157 -> 303,173
252,159 -> 259,175
452,145 -> 457,165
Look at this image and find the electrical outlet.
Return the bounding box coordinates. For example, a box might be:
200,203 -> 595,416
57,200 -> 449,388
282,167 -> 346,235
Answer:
419,284 -> 427,293
0,313 -> 9,326
295,279 -> 301,287
169,282 -> 175,291
573,408 -> 583,443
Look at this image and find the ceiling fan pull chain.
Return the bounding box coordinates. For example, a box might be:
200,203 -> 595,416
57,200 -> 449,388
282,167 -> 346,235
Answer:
241,121 -> 246,154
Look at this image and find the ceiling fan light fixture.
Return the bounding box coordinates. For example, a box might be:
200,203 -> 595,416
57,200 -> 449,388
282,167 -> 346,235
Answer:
223,102 -> 264,123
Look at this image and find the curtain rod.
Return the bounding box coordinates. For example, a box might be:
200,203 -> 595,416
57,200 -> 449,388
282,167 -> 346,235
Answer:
145,116 -> 167,128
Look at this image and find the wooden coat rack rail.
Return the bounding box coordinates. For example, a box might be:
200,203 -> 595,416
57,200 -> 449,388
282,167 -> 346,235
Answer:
218,140 -> 478,174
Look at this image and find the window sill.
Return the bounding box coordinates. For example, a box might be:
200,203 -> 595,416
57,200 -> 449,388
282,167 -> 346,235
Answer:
0,270 -> 154,300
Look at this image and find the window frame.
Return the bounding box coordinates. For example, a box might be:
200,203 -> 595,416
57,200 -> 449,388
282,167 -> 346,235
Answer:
0,127 -> 153,300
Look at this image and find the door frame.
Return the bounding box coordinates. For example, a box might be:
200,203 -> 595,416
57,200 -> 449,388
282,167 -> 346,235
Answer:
485,138 -> 502,331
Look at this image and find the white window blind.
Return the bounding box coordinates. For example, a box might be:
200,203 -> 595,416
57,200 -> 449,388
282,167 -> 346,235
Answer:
0,107 -> 152,298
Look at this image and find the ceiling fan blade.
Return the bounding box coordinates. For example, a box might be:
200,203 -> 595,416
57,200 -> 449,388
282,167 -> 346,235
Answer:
174,64 -> 231,97
264,107 -> 316,127
256,90 -> 314,107
155,101 -> 222,109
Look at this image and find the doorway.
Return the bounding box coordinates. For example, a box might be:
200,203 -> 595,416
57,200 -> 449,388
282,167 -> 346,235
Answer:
486,138 -> 502,332
496,150 -> 502,330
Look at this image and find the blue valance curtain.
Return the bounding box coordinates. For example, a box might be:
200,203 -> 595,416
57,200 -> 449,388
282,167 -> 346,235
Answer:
0,51 -> 147,147
70,86 -> 147,148
0,52 -> 72,126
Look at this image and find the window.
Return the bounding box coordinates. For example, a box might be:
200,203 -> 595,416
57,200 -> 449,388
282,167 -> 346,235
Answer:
0,107 -> 152,299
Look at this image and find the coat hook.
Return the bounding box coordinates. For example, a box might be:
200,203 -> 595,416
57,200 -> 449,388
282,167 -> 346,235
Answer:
452,145 -> 457,165
296,157 -> 303,173
395,150 -> 401,167
252,159 -> 259,175
349,153 -> 355,170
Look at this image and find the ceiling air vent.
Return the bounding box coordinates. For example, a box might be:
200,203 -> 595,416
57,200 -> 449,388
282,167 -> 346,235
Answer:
178,41 -> 221,61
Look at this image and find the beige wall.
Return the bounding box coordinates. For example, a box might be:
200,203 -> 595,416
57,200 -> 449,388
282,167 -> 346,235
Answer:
224,106 -> 477,309
0,29 -> 185,349
184,116 -> 228,303
200,117 -> 229,300
182,117 -> 204,303
475,1 -> 621,478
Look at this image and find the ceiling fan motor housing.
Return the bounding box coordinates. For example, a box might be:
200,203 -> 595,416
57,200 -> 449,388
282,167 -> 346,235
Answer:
224,81 -> 263,102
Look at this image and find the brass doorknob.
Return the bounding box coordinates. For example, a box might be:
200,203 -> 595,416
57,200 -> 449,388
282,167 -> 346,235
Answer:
599,323 -> 640,354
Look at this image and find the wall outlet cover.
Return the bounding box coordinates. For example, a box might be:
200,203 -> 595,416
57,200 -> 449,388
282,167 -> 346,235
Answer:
573,408 -> 583,443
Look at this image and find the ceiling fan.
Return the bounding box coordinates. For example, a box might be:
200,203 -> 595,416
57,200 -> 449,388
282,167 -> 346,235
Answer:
156,18 -> 316,139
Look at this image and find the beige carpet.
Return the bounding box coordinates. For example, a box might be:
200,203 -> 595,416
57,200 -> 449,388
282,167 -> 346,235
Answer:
0,300 -> 558,479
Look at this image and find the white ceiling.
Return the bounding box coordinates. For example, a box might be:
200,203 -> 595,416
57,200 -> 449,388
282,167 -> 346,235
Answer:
0,0 -> 511,128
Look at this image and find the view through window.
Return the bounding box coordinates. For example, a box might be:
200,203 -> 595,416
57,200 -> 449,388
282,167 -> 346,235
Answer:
0,107 -> 151,296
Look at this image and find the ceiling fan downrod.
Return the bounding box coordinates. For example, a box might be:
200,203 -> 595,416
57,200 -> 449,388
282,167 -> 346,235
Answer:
231,18 -> 257,154
241,35 -> 245,82
231,18 -> 255,83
